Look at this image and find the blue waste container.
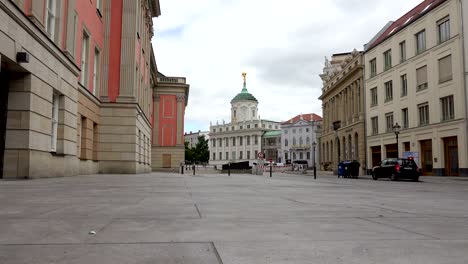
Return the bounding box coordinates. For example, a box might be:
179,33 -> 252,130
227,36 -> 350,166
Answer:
338,161 -> 346,177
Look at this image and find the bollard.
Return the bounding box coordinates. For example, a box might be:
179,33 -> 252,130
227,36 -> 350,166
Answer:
228,163 -> 231,176
314,166 -> 317,180
192,164 -> 195,175
181,164 -> 184,175
270,164 -> 272,178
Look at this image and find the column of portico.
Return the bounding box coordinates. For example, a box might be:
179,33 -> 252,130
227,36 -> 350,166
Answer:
176,94 -> 185,146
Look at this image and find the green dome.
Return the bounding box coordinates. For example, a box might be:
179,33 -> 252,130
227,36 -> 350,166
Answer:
231,84 -> 258,103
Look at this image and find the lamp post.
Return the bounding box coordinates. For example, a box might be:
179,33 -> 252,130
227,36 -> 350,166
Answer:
312,141 -> 317,179
393,123 -> 401,158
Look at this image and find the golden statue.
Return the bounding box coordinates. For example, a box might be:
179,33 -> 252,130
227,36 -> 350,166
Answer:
242,72 -> 247,83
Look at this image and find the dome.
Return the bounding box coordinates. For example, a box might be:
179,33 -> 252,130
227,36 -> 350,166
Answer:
230,75 -> 258,103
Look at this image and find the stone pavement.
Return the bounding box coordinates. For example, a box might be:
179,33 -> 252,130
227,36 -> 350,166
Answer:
1,172 -> 468,263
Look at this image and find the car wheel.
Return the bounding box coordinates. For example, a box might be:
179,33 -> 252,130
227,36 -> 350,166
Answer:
372,172 -> 378,180
390,173 -> 398,181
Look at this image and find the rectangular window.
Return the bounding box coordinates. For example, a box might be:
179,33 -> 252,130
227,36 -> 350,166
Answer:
226,152 -> 229,160
437,16 -> 450,44
93,48 -> 100,96
254,124 -> 258,128
371,116 -> 378,135
399,41 -> 406,62
416,66 -> 428,91
218,138 -> 222,147
307,152 -> 310,160
300,152 -> 303,160
384,81 -> 393,102
285,153 -> 288,160
400,74 -> 407,97
247,136 -> 251,145
232,151 -> 236,160
239,151 -> 243,160
441,95 -> 454,121
384,49 -> 392,71
219,152 -> 222,160
213,152 -> 216,161
402,108 -> 409,129
51,93 -> 59,151
247,151 -> 251,160
370,87 -> 378,106
385,112 -> 394,132
254,150 -> 258,159
416,30 -> 426,55
45,0 -> 56,39
239,136 -> 243,146
438,55 -> 452,83
225,138 -> 229,147
80,31 -> 90,86
232,137 -> 236,146
370,58 -> 377,78
212,139 -> 216,147
418,103 -> 429,126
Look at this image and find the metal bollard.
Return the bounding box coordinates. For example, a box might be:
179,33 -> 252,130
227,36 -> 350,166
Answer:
181,164 -> 184,175
192,165 -> 195,175
314,166 -> 317,180
270,164 -> 272,178
228,163 -> 231,176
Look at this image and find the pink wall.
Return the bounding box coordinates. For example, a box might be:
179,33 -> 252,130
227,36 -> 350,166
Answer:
158,95 -> 178,147
75,0 -> 104,95
108,0 -> 123,102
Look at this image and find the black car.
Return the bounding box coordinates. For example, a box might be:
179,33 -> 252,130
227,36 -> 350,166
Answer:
372,158 -> 420,181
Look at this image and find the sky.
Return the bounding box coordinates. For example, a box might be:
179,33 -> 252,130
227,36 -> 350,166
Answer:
152,0 -> 423,133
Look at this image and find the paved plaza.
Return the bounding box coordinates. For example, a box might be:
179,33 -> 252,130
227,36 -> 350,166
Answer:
1,172 -> 468,263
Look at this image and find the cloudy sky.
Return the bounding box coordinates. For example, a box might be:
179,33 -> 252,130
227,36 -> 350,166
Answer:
152,0 -> 422,132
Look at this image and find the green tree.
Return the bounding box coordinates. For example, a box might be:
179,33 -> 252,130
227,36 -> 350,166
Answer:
193,135 -> 209,163
184,141 -> 194,164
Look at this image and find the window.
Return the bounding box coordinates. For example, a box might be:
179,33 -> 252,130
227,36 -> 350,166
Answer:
307,152 -> 310,160
370,87 -> 378,106
285,153 -> 288,160
402,108 -> 409,129
252,110 -> 255,117
213,129 -> 216,133
226,152 -> 229,160
93,49 -> 101,95
45,0 -> 56,39
255,151 -> 258,159
80,32 -> 90,86
285,139 -> 289,147
284,130 -> 288,134
300,152 -> 303,159
399,41 -> 406,62
212,139 -> 216,147
370,58 -> 377,77
293,129 -> 296,134
239,151 -> 243,160
306,137 -> 310,144
400,74 -> 407,97
418,103 -> 429,126
384,50 -> 392,71
240,126 -> 243,130
247,125 -> 250,129
416,66 -> 428,91
293,138 -> 297,145
213,152 -> 216,161
254,135 -> 258,145
384,81 -> 393,102
247,151 -> 251,160
232,137 -> 236,146
269,125 -> 272,129
437,16 -> 450,44
385,112 -> 394,132
441,95 -> 454,121
299,137 -> 303,145
219,152 -> 222,160
371,116 -> 378,135
234,110 -> 236,118
225,138 -> 229,147
247,136 -> 250,145
51,93 -> 59,151
232,151 -> 236,160
416,30 -> 426,55
439,55 -> 452,83
254,124 -> 258,128
239,136 -> 243,146
306,128 -> 309,132
218,138 -> 222,147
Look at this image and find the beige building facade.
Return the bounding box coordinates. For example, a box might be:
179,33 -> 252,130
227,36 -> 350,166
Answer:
319,51 -> 366,175
365,0 -> 468,176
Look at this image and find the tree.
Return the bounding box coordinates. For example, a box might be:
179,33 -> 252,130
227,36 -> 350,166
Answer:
184,141 -> 194,164
185,135 -> 209,164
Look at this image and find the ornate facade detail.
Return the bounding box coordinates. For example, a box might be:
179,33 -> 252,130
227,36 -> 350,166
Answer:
176,94 -> 186,102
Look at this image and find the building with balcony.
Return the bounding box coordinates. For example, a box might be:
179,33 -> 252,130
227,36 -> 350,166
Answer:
262,131 -> 281,163
364,0 -> 467,176
319,50 -> 366,174
209,73 -> 281,167
280,114 -> 322,167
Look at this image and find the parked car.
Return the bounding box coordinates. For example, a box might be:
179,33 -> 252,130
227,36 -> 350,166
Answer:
372,158 -> 420,181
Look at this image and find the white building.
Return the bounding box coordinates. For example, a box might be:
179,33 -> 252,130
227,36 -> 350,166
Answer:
209,73 -> 281,167
281,114 -> 322,167
184,131 -> 209,148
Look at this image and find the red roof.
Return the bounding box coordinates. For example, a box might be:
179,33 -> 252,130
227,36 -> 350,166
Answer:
366,0 -> 447,51
282,113 -> 322,125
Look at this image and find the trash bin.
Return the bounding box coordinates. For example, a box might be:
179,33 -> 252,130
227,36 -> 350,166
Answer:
338,161 -> 346,177
347,161 -> 360,178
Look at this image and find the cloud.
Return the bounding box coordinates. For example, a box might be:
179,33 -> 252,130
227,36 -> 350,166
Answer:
153,0 -> 423,132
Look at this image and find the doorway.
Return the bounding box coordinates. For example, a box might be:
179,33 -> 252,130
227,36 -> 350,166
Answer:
0,71 -> 9,179
420,140 -> 433,176
385,144 -> 398,158
162,154 -> 171,168
371,146 -> 381,167
444,137 -> 458,176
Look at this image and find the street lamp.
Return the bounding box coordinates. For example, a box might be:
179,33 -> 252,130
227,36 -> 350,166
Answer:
312,141 -> 317,179
393,123 -> 401,158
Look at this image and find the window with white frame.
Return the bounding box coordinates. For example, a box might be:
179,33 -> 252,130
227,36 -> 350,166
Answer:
371,116 -> 378,135
385,112 -> 394,132
415,30 -> 426,55
370,87 -> 378,106
384,81 -> 393,102
45,0 -> 56,39
383,49 -> 392,71
402,108 -> 409,128
438,55 -> 452,83
50,93 -> 59,152
80,31 -> 90,86
399,41 -> 406,62
416,65 -> 428,91
93,48 -> 100,96
418,102 -> 429,126
370,58 -> 377,77
400,74 -> 407,97
437,16 -> 450,44
441,95 -> 454,121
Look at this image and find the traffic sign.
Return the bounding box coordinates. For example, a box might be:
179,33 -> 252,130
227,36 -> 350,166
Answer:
257,152 -> 264,159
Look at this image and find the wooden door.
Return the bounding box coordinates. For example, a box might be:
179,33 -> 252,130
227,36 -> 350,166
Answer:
420,140 -> 433,176
371,146 -> 381,167
444,137 -> 459,176
162,154 -> 171,168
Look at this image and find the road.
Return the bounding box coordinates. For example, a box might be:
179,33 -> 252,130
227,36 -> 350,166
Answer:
1,172 -> 468,263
